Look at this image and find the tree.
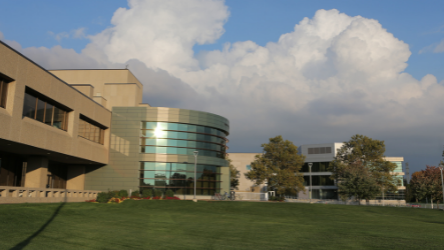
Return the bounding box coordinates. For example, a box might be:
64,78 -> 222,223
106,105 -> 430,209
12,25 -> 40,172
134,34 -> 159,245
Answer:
245,135 -> 305,196
227,158 -> 240,190
329,134 -> 399,202
410,166 -> 443,207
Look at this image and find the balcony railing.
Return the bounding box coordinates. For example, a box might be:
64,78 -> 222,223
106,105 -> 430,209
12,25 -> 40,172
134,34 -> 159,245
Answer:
0,186 -> 100,204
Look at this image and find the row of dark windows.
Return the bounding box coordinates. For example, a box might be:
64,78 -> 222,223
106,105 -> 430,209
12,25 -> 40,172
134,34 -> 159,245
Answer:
0,74 -> 11,109
140,171 -> 220,181
140,162 -> 220,173
22,88 -> 105,144
141,138 -> 226,152
78,117 -> 105,144
140,187 -> 219,196
301,162 -> 330,172
23,91 -> 69,131
141,130 -> 226,145
308,147 -> 332,154
303,175 -> 335,186
141,121 -> 227,137
140,146 -> 225,158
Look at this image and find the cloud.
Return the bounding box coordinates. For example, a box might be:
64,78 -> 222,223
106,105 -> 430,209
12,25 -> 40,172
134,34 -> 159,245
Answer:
3,1 -> 444,172
48,27 -> 87,42
419,38 -> 444,54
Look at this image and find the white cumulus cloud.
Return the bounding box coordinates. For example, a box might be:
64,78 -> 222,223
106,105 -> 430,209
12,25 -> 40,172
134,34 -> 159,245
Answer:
3,1 -> 444,172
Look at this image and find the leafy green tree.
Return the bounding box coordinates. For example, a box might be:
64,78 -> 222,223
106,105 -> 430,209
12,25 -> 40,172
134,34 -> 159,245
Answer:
245,135 -> 305,196
227,158 -> 240,190
329,134 -> 399,202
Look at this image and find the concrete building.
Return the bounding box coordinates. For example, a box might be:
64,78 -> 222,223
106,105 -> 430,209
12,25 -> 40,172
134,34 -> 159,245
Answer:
229,142 -> 405,201
0,40 -> 230,203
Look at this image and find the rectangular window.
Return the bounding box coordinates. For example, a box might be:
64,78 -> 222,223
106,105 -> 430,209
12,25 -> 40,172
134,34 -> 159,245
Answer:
78,115 -> 105,144
0,73 -> 13,109
308,147 -> 332,155
22,89 -> 69,131
246,165 -> 251,170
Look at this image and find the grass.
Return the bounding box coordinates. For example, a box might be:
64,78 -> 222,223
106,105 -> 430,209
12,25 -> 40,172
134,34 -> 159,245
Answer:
1,200 -> 443,250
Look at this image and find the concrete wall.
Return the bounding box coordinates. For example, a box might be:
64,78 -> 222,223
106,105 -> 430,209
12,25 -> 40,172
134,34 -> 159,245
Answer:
228,153 -> 266,192
0,41 -> 111,165
50,69 -> 144,110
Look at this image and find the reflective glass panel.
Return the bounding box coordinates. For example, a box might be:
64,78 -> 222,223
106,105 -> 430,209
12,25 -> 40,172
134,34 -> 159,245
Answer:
44,103 -> 53,125
35,99 -> 46,122
23,93 -> 37,118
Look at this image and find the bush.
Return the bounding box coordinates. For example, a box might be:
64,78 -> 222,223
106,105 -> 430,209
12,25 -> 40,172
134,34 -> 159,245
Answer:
269,196 -> 285,202
142,189 -> 153,198
131,190 -> 140,197
97,192 -> 112,203
118,190 -> 128,198
165,189 -> 175,198
165,196 -> 180,200
154,189 -> 163,198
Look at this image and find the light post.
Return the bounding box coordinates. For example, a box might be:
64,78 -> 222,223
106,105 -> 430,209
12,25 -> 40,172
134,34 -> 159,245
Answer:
308,163 -> 313,203
439,166 -> 444,209
193,151 -> 199,202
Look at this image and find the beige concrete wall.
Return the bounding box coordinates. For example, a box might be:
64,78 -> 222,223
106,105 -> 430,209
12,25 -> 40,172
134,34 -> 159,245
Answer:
67,166 -> 85,190
0,42 -> 111,165
228,153 -> 267,192
71,85 -> 94,98
25,157 -> 49,188
50,69 -> 143,110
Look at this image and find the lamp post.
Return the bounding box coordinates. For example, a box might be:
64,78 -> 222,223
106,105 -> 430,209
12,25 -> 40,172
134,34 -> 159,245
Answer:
193,151 -> 199,202
308,163 -> 313,203
439,166 -> 444,209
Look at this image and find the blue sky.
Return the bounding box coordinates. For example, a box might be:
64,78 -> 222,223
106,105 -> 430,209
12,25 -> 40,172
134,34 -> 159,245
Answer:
1,0 -> 444,174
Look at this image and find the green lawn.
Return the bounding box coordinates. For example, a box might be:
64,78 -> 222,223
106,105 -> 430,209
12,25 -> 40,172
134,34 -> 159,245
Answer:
1,200 -> 443,250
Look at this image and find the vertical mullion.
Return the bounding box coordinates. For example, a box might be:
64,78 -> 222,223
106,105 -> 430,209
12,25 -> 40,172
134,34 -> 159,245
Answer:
51,106 -> 54,126
43,102 -> 47,123
0,81 -> 3,106
34,97 -> 38,119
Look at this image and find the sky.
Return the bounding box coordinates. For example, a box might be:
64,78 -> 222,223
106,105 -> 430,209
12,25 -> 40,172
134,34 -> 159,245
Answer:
1,0 -> 444,175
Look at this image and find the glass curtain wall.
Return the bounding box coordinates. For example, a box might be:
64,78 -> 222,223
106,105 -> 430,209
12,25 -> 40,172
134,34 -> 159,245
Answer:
140,162 -> 221,195
301,162 -> 330,172
140,121 -> 228,158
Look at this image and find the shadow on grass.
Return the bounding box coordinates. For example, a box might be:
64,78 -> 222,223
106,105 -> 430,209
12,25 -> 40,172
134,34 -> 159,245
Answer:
10,192 -> 68,250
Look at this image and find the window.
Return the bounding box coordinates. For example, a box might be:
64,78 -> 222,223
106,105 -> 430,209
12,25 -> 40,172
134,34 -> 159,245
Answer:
22,89 -> 69,131
78,116 -> 105,144
0,73 -> 13,109
308,147 -> 332,154
246,165 -> 252,170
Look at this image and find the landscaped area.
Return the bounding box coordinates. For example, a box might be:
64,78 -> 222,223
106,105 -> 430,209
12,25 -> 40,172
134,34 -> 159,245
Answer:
1,201 -> 443,250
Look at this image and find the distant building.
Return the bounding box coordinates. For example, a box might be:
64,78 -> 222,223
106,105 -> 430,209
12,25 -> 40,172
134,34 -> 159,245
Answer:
229,142 -> 405,200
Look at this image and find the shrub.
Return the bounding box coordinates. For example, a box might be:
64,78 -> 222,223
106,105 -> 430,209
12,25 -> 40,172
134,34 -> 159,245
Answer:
165,189 -> 175,198
118,190 -> 128,198
142,189 -> 153,198
131,190 -> 140,197
154,189 -> 163,198
97,192 -> 112,203
269,196 -> 285,202
165,196 -> 180,200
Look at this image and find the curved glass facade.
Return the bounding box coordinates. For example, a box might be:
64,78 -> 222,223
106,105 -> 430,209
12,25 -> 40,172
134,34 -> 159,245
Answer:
140,121 -> 228,159
140,162 -> 221,195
